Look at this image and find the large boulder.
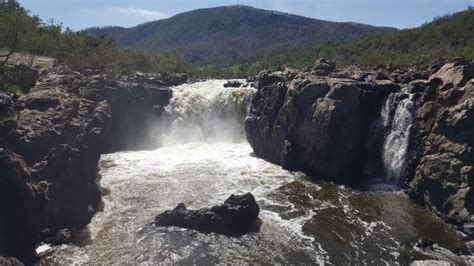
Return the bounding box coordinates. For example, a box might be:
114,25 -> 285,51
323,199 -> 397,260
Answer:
429,57 -> 474,89
155,193 -> 260,236
312,58 -> 337,76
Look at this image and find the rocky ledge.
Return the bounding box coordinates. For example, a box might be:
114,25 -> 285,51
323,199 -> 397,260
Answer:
245,58 -> 474,238
155,193 -> 260,236
0,66 -> 186,264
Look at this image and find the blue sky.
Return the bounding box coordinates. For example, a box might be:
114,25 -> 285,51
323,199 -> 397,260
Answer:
19,0 -> 473,30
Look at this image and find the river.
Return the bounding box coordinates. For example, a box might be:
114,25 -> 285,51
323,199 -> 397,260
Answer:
40,80 -> 469,265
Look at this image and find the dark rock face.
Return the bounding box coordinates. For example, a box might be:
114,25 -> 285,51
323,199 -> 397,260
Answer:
0,67 -> 180,263
406,58 -> 474,234
245,70 -> 391,183
31,68 -> 174,152
3,64 -> 39,93
0,151 -> 49,263
155,193 -> 260,236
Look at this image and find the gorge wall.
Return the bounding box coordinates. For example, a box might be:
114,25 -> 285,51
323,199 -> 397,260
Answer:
0,67 -> 183,264
245,58 -> 474,236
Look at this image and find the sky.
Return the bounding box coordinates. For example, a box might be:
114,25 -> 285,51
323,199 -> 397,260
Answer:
19,0 -> 473,30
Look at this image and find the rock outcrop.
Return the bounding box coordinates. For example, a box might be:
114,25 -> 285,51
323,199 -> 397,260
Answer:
245,58 -> 474,237
406,58 -> 474,236
1,64 -> 39,93
245,62 -> 395,183
0,66 -> 183,263
155,193 -> 260,236
312,58 -> 337,76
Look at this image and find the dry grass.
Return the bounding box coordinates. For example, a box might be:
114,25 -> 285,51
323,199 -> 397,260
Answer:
0,51 -> 56,69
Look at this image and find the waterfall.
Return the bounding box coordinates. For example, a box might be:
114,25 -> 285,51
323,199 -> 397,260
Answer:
364,93 -> 415,187
381,93 -> 415,185
162,80 -> 255,145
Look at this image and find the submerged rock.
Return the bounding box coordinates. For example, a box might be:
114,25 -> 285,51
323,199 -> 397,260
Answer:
155,193 -> 260,236
223,80 -> 243,88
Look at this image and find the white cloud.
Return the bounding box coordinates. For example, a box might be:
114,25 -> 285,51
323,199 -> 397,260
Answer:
77,6 -> 168,29
107,7 -> 167,20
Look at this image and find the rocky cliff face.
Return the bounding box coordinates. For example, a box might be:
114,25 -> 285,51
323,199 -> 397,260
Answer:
407,58 -> 474,235
0,67 -> 179,264
245,58 -> 474,236
245,64 -> 397,183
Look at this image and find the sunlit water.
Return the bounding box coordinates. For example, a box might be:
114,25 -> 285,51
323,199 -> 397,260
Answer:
40,81 -> 470,265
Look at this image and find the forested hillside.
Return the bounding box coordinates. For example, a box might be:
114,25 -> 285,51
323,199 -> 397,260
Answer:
84,5 -> 395,65
244,8 -> 474,69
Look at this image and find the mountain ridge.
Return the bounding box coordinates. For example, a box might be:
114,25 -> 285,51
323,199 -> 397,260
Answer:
83,5 -> 396,65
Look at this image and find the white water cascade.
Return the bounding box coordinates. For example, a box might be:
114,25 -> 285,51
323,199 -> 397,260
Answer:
364,93 -> 415,189
380,93 -> 416,186
162,80 -> 255,145
363,92 -> 416,188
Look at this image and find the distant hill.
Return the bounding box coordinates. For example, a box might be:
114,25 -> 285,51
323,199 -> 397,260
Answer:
83,5 -> 395,65
245,8 -> 474,68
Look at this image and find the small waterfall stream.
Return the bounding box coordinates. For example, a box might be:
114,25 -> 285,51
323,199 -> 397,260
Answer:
381,93 -> 416,185
364,93 -> 416,187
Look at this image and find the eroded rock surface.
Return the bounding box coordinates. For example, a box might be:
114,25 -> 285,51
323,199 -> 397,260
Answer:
155,193 -> 260,236
407,58 -> 474,235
